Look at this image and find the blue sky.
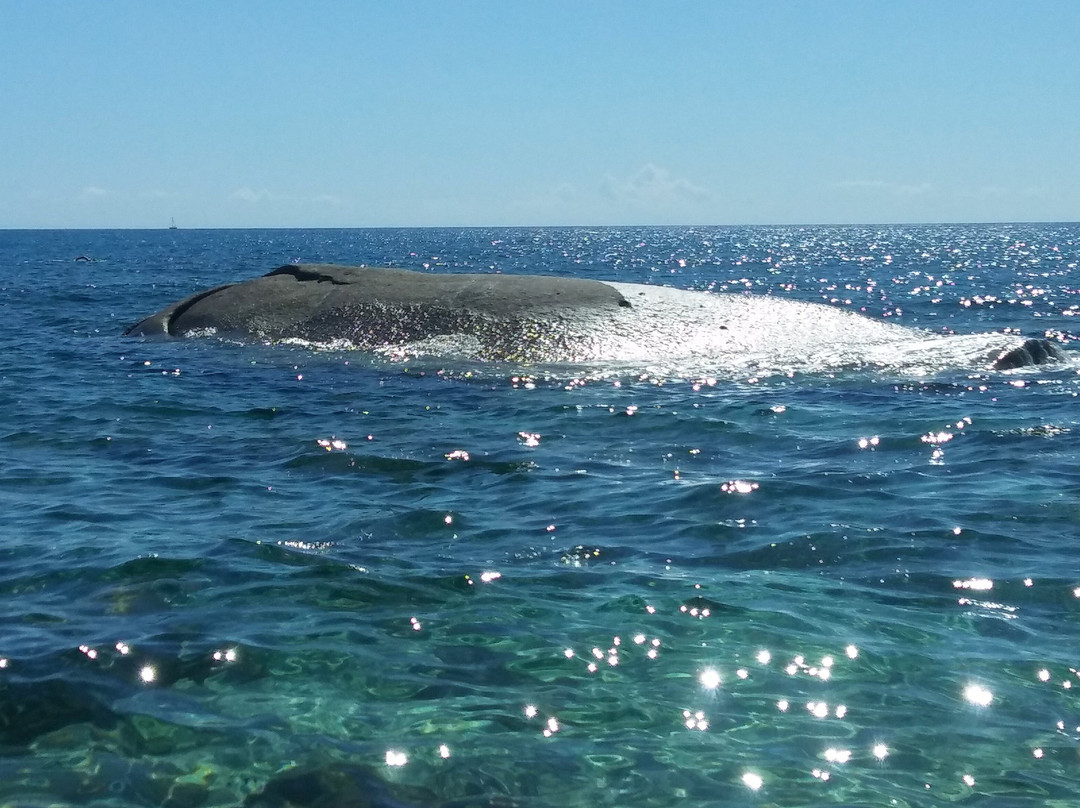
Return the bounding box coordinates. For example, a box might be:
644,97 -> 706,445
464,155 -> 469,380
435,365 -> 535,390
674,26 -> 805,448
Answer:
3,1 -> 1078,228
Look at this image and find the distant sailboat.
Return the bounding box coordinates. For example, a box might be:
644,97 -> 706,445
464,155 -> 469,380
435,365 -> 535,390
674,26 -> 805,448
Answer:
168,217 -> 178,230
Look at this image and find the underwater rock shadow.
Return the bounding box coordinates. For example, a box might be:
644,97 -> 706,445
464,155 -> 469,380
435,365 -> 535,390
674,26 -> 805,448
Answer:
244,761 -> 523,808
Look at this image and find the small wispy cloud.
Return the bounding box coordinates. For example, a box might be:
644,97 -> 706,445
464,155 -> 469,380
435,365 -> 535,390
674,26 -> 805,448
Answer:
602,164 -> 712,208
80,186 -> 108,199
511,166 -> 713,225
229,187 -> 276,203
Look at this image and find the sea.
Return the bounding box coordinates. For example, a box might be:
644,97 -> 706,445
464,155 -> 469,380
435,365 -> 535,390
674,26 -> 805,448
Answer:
1,224 -> 1079,808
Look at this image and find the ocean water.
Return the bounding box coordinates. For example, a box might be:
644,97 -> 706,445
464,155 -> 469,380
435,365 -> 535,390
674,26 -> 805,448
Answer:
1,224 -> 1079,807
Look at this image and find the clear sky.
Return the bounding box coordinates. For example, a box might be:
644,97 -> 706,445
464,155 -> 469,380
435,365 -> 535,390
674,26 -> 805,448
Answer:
3,1 -> 1078,228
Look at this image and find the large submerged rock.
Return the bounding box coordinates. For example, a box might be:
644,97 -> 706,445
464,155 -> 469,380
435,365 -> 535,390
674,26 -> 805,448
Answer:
125,264 -> 1064,374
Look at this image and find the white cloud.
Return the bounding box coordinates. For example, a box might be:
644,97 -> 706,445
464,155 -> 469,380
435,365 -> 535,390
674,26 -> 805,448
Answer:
80,186 -> 108,199
508,167 -> 714,225
896,183 -> 933,197
602,164 -> 712,209
229,186 -> 276,203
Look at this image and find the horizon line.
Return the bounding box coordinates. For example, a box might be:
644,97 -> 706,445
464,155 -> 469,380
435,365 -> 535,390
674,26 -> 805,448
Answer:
3,219 -> 1079,232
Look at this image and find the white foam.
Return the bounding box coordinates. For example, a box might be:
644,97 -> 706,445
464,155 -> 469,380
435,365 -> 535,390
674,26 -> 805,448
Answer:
267,283 -> 1066,379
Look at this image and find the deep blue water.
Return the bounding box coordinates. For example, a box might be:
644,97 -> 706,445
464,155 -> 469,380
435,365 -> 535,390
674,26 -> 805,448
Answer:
1,225 -> 1079,807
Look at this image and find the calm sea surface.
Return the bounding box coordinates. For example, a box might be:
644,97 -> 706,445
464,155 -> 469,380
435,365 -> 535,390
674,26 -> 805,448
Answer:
1,225 -> 1079,807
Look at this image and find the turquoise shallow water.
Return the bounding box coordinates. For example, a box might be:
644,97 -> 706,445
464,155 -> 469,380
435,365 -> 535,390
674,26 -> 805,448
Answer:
1,225 -> 1079,807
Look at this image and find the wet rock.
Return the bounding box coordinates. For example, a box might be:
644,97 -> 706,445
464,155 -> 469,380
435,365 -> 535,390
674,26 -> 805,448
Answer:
993,337 -> 1063,369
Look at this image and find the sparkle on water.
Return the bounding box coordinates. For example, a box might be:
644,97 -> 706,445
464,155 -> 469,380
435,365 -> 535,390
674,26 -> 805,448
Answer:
1,224 -> 1080,807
